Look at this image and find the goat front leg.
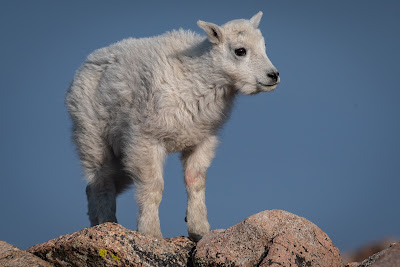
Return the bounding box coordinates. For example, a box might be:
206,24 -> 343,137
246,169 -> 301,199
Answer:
181,136 -> 218,242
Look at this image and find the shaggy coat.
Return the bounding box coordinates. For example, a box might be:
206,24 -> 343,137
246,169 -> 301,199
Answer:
66,11 -> 279,241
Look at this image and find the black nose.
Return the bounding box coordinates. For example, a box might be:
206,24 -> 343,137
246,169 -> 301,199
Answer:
267,71 -> 279,82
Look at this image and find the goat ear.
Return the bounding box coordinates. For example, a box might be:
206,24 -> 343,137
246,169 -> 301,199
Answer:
197,20 -> 224,44
250,11 -> 263,28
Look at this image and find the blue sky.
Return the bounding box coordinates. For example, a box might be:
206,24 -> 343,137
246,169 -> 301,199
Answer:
1,1 -> 399,252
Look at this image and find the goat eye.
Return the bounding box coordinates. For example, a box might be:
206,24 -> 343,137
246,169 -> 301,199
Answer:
234,48 -> 246,56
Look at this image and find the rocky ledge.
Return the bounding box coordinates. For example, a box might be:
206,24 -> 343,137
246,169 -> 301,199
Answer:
1,210 -> 397,266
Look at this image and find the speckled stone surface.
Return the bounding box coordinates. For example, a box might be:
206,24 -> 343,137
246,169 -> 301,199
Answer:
193,210 -> 343,267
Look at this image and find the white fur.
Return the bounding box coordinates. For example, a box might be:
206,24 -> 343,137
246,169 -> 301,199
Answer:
66,11 -> 279,241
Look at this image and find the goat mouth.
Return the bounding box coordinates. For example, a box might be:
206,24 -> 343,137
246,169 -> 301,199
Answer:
257,81 -> 279,92
257,81 -> 278,87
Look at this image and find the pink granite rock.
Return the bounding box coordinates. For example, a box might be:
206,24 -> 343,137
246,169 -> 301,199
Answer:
0,240 -> 53,267
343,238 -> 397,264
25,210 -> 346,266
193,209 -> 343,266
28,222 -> 195,266
346,242 -> 400,267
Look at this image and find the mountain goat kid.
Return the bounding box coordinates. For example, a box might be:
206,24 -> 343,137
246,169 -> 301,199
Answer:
66,11 -> 279,242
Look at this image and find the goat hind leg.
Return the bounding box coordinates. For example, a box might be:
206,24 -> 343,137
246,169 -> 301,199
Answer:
123,142 -> 166,238
86,164 -> 118,226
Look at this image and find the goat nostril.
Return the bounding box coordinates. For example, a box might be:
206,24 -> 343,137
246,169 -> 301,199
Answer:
267,71 -> 279,81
